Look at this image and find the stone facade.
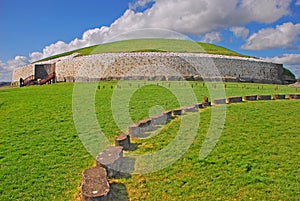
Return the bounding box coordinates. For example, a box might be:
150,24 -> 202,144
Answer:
12,52 -> 288,85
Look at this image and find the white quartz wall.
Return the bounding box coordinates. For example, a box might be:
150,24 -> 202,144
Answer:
12,52 -> 284,85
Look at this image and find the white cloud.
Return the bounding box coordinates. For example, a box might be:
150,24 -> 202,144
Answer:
30,52 -> 44,62
264,54 -> 300,65
201,32 -> 222,43
6,56 -> 29,71
34,0 -> 291,60
26,0 -> 294,59
296,0 -> 300,6
242,22 -> 300,50
0,56 -> 29,81
264,54 -> 300,78
230,26 -> 249,39
2,0 -> 293,81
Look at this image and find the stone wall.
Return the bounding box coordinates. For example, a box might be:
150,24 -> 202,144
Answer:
11,64 -> 34,86
12,52 -> 286,85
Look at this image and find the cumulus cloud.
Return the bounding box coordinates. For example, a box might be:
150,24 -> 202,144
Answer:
296,0 -> 300,6
34,0 -> 292,60
201,32 -> 222,43
230,26 -> 249,39
2,0 -> 293,81
0,56 -> 29,81
242,22 -> 300,50
264,54 -> 300,78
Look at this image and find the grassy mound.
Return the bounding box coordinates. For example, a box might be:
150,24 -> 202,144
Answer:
36,38 -> 248,62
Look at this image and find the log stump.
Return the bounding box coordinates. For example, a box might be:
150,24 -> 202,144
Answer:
163,110 -> 173,122
138,118 -> 154,133
288,94 -> 300,99
81,167 -> 110,201
257,95 -> 272,100
213,98 -> 227,105
272,94 -> 286,100
115,133 -> 130,150
183,105 -> 198,113
227,96 -> 243,103
244,95 -> 257,101
172,109 -> 183,116
150,113 -> 168,126
128,124 -> 140,138
96,146 -> 123,178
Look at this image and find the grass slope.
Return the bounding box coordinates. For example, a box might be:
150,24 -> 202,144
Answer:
37,38 -> 247,62
0,82 -> 299,200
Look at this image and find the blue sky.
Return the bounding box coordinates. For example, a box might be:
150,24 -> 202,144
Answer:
1,0 -> 300,81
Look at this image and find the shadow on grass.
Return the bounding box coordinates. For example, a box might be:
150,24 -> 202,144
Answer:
109,183 -> 129,201
128,143 -> 141,151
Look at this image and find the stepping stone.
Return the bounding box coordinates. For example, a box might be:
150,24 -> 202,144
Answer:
257,95 -> 272,100
272,94 -> 286,100
244,95 -> 257,101
150,113 -> 168,126
172,109 -> 183,116
202,101 -> 211,107
96,146 -> 123,178
163,110 -> 173,122
138,118 -> 154,133
196,103 -> 204,109
288,94 -> 300,99
115,133 -> 131,151
227,96 -> 243,103
81,167 -> 110,201
213,98 -> 227,105
183,105 -> 198,113
128,124 -> 140,137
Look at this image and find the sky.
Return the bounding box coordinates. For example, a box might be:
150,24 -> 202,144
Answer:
0,0 -> 300,82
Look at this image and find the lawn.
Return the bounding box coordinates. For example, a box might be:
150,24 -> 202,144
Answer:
120,100 -> 300,200
0,81 -> 299,200
36,38 -> 247,62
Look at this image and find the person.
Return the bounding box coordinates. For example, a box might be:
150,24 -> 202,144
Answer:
19,78 -> 24,87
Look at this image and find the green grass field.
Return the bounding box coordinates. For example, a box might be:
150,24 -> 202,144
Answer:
0,82 -> 299,200
36,38 -> 247,62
